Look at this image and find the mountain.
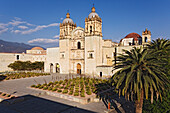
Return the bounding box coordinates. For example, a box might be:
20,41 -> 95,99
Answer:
0,39 -> 44,53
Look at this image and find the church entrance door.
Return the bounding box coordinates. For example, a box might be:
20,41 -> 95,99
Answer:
77,63 -> 81,74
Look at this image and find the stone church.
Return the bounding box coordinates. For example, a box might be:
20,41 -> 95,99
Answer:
44,6 -> 151,77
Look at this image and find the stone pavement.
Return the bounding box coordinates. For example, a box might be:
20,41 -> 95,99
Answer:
0,73 -> 134,113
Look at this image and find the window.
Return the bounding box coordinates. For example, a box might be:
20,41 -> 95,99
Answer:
16,55 -> 19,60
77,42 -> 81,49
132,39 -> 135,45
90,26 -> 92,34
145,37 -> 147,42
89,53 -> 93,58
129,42 -> 131,46
62,54 -> 64,58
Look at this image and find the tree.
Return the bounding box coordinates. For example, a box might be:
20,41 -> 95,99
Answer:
112,47 -> 169,113
8,61 -> 44,71
142,38 -> 170,113
147,38 -> 170,76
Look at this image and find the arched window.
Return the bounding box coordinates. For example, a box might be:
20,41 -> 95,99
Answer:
132,39 -> 135,45
145,37 -> 147,42
90,26 -> 92,34
89,53 -> 93,58
77,42 -> 81,49
16,55 -> 19,60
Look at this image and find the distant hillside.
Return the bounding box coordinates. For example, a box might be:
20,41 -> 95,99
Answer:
0,39 -> 44,53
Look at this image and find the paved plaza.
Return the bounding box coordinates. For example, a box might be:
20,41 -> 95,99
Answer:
0,74 -> 134,113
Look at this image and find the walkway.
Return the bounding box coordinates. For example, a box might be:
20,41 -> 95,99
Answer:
0,73 -> 134,113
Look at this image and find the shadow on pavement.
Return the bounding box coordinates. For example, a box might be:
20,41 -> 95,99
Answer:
1,95 -> 96,113
0,75 -> 6,81
95,82 -> 135,113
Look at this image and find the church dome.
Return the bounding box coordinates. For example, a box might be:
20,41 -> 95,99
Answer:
88,12 -> 99,18
124,33 -> 142,41
63,12 -> 74,24
31,47 -> 44,50
88,6 -> 99,18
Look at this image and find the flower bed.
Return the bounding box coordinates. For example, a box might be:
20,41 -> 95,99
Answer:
3,72 -> 50,80
31,77 -> 110,97
0,91 -> 16,100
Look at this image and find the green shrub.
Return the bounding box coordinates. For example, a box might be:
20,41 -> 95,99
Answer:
59,80 -> 63,84
54,85 -> 59,88
81,89 -> 85,93
43,86 -> 48,90
64,86 -> 68,89
37,84 -> 41,87
57,89 -> 62,93
75,87 -> 79,90
75,89 -> 79,93
80,92 -> 85,97
92,89 -> 96,93
86,91 -> 92,95
39,85 -> 43,89
31,85 -> 36,87
62,89 -> 68,94
48,87 -> 52,91
5,77 -> 10,80
2,93 -> 6,96
52,88 -> 57,91
54,81 -> 58,85
69,91 -> 73,95
74,92 -> 79,96
6,94 -> 11,97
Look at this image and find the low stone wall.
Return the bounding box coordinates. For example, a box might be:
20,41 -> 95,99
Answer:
30,87 -> 100,104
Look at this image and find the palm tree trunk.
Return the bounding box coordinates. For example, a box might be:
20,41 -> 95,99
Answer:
151,91 -> 153,104
135,89 -> 144,113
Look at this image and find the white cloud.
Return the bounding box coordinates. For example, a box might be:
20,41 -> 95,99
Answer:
60,18 -> 63,20
8,20 -> 26,26
28,38 -> 59,44
0,23 -> 8,29
0,17 -> 59,35
18,25 -> 28,29
26,23 -> 35,26
11,30 -> 21,34
18,23 -> 59,34
14,17 -> 22,21
0,28 -> 8,34
53,35 -> 60,38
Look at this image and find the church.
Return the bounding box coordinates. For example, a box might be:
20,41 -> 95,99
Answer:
44,6 -> 151,77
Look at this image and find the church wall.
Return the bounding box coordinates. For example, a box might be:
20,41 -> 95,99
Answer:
59,39 -> 70,74
85,36 -> 102,76
102,47 -> 115,65
44,47 -> 60,73
0,53 -> 32,72
103,40 -> 112,47
96,66 -> 113,77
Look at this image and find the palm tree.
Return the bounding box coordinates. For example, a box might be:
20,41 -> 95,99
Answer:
112,47 -> 169,113
147,38 -> 170,76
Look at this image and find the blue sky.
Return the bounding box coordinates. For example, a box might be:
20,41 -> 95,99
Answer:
0,0 -> 169,48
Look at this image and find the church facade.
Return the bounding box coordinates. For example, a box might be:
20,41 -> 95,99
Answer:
44,6 -> 151,77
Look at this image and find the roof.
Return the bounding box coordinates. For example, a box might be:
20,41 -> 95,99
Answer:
120,32 -> 142,42
31,47 -> 44,50
124,33 -> 142,41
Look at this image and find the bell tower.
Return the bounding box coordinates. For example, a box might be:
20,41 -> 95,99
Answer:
84,6 -> 103,75
85,6 -> 102,37
59,12 -> 76,39
142,28 -> 151,44
59,12 -> 76,74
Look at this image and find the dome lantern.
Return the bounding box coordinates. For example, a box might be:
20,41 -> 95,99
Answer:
92,7 -> 95,12
66,12 -> 70,18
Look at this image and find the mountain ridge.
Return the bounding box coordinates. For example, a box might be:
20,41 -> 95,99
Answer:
0,39 -> 45,53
